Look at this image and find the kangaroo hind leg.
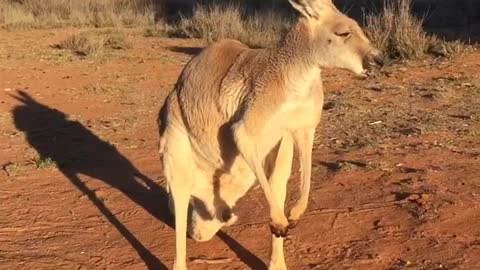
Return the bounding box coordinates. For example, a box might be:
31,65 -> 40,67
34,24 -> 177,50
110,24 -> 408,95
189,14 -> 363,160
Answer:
162,130 -> 194,270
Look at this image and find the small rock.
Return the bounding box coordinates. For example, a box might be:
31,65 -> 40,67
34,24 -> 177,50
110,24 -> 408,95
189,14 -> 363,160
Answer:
407,194 -> 421,201
381,70 -> 393,77
420,93 -> 435,100
395,259 -> 412,267
368,85 -> 383,92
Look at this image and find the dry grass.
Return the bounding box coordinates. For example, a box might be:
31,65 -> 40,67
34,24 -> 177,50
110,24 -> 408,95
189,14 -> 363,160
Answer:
173,1 -> 465,55
144,22 -> 174,38
55,30 -> 131,57
2,162 -> 19,177
103,31 -> 132,50
0,0 -> 154,29
56,33 -> 104,56
33,157 -> 57,169
1,0 -> 468,59
173,3 -> 292,48
242,10 -> 292,48
365,0 -> 466,61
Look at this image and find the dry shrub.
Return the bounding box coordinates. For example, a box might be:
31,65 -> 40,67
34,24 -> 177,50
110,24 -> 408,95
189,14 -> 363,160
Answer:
174,3 -> 292,48
56,31 -> 131,57
144,22 -> 175,37
0,0 -> 154,29
176,4 -> 244,42
103,32 -> 132,50
242,10 -> 292,48
365,0 -> 434,60
56,33 -> 105,56
0,2 -> 36,27
365,0 -> 466,61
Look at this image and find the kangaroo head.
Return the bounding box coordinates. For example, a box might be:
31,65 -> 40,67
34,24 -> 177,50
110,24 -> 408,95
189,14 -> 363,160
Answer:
288,0 -> 382,75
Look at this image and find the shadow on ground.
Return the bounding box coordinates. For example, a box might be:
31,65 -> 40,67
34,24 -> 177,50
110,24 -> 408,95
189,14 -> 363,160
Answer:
167,46 -> 203,56
11,91 -> 266,270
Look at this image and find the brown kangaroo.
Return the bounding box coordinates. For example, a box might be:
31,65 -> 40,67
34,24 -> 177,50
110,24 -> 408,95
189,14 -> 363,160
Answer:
158,0 -> 382,269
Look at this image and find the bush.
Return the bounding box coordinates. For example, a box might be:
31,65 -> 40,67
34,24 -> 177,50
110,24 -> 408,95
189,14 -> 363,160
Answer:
103,31 -> 132,50
174,3 -> 292,48
365,0 -> 465,61
55,30 -> 131,57
144,22 -> 174,37
56,33 -> 105,56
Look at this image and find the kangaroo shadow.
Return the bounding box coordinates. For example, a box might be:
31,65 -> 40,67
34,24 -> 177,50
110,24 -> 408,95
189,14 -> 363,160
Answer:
11,91 -> 266,270
167,46 -> 204,56
11,91 -> 170,270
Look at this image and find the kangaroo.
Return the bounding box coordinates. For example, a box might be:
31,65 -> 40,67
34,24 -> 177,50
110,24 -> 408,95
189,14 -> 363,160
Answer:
158,0 -> 382,269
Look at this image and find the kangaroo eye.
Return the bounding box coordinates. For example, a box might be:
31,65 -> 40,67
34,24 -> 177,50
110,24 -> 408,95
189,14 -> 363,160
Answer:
335,31 -> 351,37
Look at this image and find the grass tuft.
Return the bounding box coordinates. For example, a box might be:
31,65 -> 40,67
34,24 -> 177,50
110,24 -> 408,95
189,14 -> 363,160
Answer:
173,3 -> 292,48
143,22 -> 174,37
55,31 -> 131,57
56,33 -> 104,56
2,162 -> 19,177
34,157 -> 57,169
103,32 -> 132,50
365,0 -> 466,61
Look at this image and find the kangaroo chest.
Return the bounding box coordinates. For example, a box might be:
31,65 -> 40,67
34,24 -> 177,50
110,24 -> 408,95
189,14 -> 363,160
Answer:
279,85 -> 324,130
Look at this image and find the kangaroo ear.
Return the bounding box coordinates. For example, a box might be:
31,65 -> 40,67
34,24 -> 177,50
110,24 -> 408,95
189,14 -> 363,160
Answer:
288,0 -> 332,19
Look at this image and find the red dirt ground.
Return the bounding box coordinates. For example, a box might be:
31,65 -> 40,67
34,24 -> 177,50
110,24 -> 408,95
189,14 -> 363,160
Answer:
1,29 -> 479,270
